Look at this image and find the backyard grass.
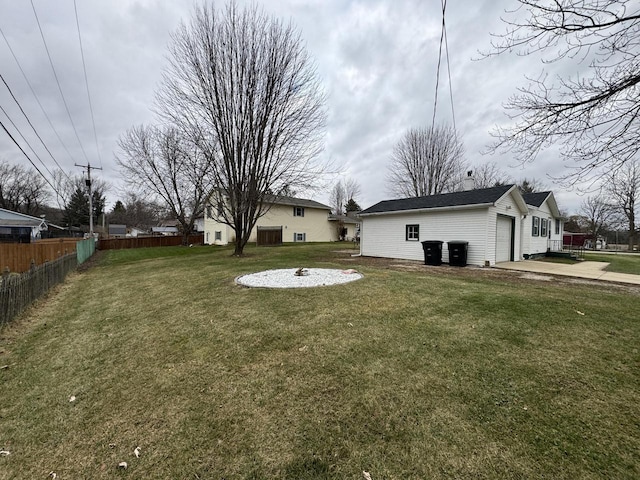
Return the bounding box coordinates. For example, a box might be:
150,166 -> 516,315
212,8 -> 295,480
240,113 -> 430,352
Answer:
1,243 -> 639,479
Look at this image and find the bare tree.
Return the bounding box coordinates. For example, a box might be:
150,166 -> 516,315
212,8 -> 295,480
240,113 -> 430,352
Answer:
606,160 -> 638,250
518,177 -> 547,194
154,3 -> 326,255
0,160 -> 50,216
117,125 -> 213,245
473,161 -> 513,188
330,181 -> 346,216
486,0 -> 640,184
387,124 -> 465,198
579,195 -> 614,248
330,178 -> 361,215
108,192 -> 166,230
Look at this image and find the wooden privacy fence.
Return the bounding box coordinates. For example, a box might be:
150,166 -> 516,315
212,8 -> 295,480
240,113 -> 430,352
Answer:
1,253 -> 77,327
0,238 -> 78,274
98,234 -> 204,250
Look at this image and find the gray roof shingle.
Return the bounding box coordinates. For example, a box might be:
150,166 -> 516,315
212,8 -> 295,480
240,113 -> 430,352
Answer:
360,185 -> 516,215
522,191 -> 551,207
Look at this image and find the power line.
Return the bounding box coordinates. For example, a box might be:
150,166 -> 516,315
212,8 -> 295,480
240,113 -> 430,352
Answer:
431,0 -> 457,133
0,72 -> 70,179
0,103 -> 55,180
30,0 -> 90,164
0,117 -> 60,196
73,0 -> 102,169
0,25 -> 77,173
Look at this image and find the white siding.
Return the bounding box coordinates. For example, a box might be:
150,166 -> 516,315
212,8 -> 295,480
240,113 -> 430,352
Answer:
488,192 -> 523,263
361,208 -> 490,266
521,199 -> 562,257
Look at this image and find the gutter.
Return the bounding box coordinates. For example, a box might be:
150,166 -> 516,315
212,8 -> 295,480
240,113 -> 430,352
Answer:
359,203 -> 493,217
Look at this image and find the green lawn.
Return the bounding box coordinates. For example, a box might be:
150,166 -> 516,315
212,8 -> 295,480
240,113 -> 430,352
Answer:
1,244 -> 639,479
584,252 -> 640,275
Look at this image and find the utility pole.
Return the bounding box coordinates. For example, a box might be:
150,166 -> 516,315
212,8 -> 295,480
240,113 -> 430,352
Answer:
75,162 -> 102,236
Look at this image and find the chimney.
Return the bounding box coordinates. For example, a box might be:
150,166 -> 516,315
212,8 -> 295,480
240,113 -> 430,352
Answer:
463,170 -> 475,191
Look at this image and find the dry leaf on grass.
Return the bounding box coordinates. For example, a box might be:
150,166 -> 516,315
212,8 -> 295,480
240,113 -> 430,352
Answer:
69,395 -> 76,402
0,450 -> 10,456
575,310 -> 585,316
48,472 -> 57,479
363,471 -> 373,480
134,446 -> 141,458
118,461 -> 128,469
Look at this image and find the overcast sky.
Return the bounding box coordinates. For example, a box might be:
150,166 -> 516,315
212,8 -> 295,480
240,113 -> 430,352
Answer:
0,0 -> 596,214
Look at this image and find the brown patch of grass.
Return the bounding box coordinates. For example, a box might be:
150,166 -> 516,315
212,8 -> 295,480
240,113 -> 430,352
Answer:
1,244 -> 639,479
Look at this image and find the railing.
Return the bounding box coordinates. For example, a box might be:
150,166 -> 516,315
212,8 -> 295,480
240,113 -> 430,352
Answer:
548,239 -> 563,252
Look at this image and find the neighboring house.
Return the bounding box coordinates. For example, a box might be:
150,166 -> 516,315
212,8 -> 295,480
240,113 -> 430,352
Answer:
0,207 -> 48,243
127,227 -> 147,238
151,226 -> 179,236
193,217 -> 205,233
204,194 -> 334,246
359,185 -> 563,267
328,213 -> 361,241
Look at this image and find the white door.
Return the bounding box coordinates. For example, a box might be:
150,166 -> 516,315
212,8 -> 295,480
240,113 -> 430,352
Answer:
496,215 -> 513,263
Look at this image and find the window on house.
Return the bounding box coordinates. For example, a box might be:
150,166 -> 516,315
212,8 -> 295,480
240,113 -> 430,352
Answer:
294,232 -> 306,242
206,206 -> 213,219
215,231 -> 222,241
532,216 -> 539,236
555,218 -> 561,235
406,224 -> 419,241
541,218 -> 548,237
294,207 -> 305,217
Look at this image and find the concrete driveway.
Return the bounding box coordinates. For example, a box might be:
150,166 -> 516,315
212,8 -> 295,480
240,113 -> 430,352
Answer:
495,260 -> 640,285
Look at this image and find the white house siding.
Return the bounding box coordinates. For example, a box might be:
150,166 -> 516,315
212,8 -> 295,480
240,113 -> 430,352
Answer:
486,192 -> 523,264
361,208 -> 490,266
521,200 -> 562,257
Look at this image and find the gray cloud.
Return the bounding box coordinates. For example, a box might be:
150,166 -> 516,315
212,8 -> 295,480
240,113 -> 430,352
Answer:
0,0 -> 594,213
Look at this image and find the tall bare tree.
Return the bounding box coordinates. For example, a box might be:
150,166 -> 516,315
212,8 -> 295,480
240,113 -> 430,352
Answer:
473,161 -> 513,188
487,0 -> 640,184
606,160 -> 638,250
387,124 -> 465,198
0,160 -> 50,216
579,195 -> 614,248
154,3 -> 326,255
330,178 -> 361,215
117,125 -> 213,245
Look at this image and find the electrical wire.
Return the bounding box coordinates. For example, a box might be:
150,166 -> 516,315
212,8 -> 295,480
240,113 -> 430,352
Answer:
30,0 -> 90,164
73,0 -> 102,169
0,117 -> 60,196
0,103 -> 55,180
0,72 -> 70,179
0,26 -> 76,176
431,0 -> 457,134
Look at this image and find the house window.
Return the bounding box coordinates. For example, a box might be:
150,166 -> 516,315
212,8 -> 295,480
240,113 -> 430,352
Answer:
540,218 -> 548,237
293,207 -> 305,217
532,216 -> 539,237
206,206 -> 213,219
215,231 -> 222,241
294,232 -> 306,242
406,224 -> 419,241
555,218 -> 561,235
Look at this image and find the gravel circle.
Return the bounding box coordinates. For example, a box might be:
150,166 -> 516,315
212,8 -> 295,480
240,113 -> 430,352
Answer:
235,268 -> 363,288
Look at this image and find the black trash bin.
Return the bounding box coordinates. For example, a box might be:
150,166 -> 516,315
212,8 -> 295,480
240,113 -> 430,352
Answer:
447,241 -> 469,267
421,240 -> 443,266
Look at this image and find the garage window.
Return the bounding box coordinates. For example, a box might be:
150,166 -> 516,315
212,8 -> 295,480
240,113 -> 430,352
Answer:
406,224 -> 419,241
532,216 -> 539,236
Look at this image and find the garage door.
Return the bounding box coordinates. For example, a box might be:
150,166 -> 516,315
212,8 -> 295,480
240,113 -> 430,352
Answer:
496,215 -> 513,263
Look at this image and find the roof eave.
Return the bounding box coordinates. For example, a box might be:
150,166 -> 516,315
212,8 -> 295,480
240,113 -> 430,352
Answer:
360,203 -> 494,217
